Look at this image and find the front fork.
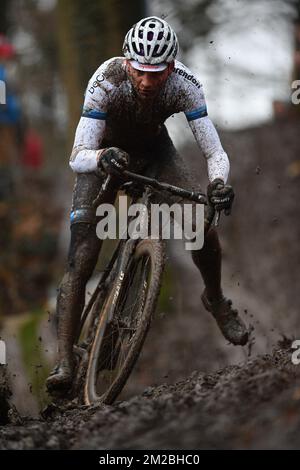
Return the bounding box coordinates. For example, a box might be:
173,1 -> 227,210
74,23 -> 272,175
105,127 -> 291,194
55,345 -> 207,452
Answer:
105,189 -> 151,320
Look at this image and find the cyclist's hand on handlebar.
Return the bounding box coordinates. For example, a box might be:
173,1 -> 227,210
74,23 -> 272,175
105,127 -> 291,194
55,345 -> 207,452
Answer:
98,147 -> 129,175
207,178 -> 234,215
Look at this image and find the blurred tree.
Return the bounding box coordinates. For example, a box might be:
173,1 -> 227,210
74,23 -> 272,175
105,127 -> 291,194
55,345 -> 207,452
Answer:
0,0 -> 9,33
56,0 -> 82,145
294,0 -> 300,80
57,0 -> 146,144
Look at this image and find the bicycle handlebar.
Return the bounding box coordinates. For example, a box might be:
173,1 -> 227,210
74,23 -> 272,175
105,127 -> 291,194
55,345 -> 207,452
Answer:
93,170 -> 220,227
122,169 -> 208,204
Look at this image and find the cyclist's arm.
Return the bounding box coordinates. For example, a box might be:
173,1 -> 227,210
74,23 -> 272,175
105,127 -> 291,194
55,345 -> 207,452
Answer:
69,67 -> 109,173
69,115 -> 106,173
187,114 -> 230,183
180,74 -> 229,183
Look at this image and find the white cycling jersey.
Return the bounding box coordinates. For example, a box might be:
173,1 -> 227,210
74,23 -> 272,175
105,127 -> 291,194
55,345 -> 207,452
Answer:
70,57 -> 229,183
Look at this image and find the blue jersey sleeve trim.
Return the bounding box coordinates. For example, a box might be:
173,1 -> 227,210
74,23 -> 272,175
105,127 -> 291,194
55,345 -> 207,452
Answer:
82,108 -> 107,120
185,106 -> 208,121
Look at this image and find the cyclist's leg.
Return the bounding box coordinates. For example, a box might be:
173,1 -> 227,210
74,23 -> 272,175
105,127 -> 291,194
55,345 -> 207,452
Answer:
47,172 -> 119,391
145,130 -> 248,345
144,128 -> 223,301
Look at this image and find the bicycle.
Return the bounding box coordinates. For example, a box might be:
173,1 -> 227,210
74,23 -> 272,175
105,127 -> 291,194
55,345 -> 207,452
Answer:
71,169 -> 216,406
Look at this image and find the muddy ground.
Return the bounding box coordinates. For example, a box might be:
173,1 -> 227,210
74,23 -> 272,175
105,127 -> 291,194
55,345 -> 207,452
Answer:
0,118 -> 299,449
1,345 -> 300,449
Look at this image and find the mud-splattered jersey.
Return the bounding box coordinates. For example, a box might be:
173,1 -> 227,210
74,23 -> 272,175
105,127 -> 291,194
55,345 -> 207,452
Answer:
70,57 -> 229,182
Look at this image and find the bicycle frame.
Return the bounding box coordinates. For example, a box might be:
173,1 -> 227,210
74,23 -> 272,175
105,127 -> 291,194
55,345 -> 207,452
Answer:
79,169 -> 216,339
79,185 -> 153,336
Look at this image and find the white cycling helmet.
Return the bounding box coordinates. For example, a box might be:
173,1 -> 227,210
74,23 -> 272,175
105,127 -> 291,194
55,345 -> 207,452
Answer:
123,16 -> 178,69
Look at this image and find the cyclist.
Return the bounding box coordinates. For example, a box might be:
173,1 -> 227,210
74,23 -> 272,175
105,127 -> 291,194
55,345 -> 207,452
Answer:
46,16 -> 248,393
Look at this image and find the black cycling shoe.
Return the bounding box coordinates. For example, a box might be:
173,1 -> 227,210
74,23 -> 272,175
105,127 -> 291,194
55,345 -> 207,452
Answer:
201,289 -> 249,346
46,358 -> 74,394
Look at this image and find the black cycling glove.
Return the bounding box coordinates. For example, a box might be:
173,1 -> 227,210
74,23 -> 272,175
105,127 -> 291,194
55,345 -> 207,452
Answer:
98,147 -> 129,175
207,178 -> 234,215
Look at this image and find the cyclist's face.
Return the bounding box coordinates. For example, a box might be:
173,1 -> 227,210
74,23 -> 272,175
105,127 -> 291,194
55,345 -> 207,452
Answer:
126,61 -> 174,100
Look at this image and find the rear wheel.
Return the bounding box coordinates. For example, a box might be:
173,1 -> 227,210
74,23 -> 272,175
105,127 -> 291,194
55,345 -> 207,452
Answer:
84,238 -> 165,405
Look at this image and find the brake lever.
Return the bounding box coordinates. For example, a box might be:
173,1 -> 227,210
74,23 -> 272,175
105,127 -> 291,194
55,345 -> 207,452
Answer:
215,206 -> 231,226
92,174 -> 112,207
214,210 -> 221,226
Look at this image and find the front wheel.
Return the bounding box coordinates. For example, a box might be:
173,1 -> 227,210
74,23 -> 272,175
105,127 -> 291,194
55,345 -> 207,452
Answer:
84,238 -> 165,405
